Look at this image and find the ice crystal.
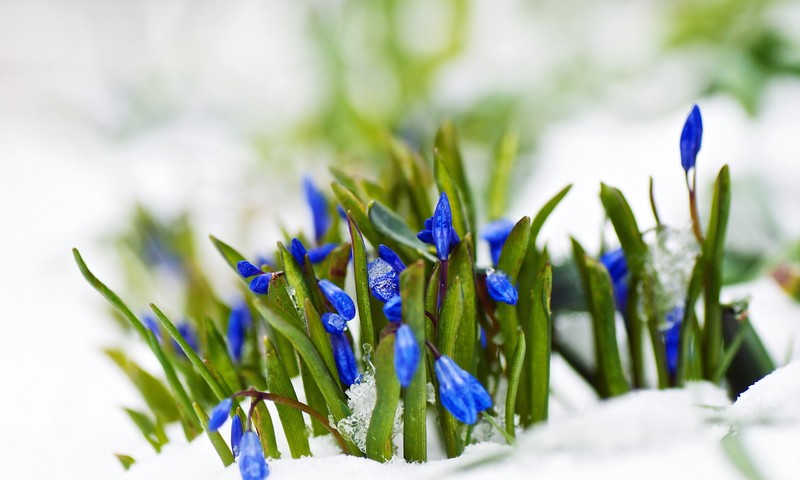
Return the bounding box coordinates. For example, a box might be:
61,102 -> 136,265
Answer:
335,370 -> 404,454
644,227 -> 699,330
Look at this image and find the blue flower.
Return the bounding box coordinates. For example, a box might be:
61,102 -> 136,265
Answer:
418,192 -> 460,260
368,258 -> 400,303
600,248 -> 629,313
248,273 -> 273,295
304,177 -> 331,244
236,260 -> 272,295
330,332 -> 359,387
207,398 -> 232,432
318,279 -> 356,320
664,306 -> 684,376
383,296 -> 402,322
680,104 -> 703,172
231,415 -> 243,457
394,324 -> 420,387
308,243 -> 338,263
174,322 -> 200,356
239,431 -> 270,480
321,312 -> 347,334
485,270 -> 518,305
227,301 -> 250,363
378,244 -> 406,273
291,238 -> 308,265
434,355 -> 492,424
481,218 -> 515,267
142,314 -> 161,342
479,326 -> 487,349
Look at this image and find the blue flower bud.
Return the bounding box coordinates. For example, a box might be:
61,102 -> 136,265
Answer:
142,314 -> 161,342
680,104 -> 703,172
330,332 -> 359,387
231,415 -> 243,457
664,306 -> 683,376
291,238 -> 308,266
485,270 -> 518,305
600,248 -> 629,313
321,312 -> 347,334
227,301 -> 250,363
174,322 -> 200,356
383,296 -> 402,322
434,355 -> 492,424
394,324 -> 420,387
207,398 -> 232,432
308,243 -> 338,263
304,176 -> 331,244
378,244 -> 406,273
237,261 -> 263,278
249,273 -> 272,295
239,431 -> 270,480
367,258 -> 400,303
318,279 -> 356,320
417,194 -> 460,258
481,218 -> 515,266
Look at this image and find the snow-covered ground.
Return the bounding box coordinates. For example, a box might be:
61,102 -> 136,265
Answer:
2,1 -> 800,479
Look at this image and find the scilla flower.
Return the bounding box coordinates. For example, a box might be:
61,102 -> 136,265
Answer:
485,269 -> 518,305
481,218 -> 515,267
600,248 -> 629,313
368,257 -> 400,303
394,324 -> 420,387
231,415 -> 243,457
239,431 -> 270,480
236,260 -> 273,295
318,279 -> 356,320
664,306 -> 684,376
378,244 -> 406,273
680,104 -> 703,172
383,296 -> 402,322
330,332 -> 359,387
207,398 -> 232,432
227,300 -> 251,363
304,176 -> 331,244
434,355 -> 492,424
321,312 -> 347,334
418,192 -> 460,260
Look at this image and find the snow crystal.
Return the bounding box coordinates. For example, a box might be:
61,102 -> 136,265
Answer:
727,359 -> 800,425
644,227 -> 700,330
336,370 -> 404,454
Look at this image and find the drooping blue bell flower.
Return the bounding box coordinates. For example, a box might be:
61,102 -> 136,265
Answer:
600,248 -> 629,313
239,431 -> 270,480
383,296 -> 402,322
485,270 -> 518,305
237,261 -> 263,278
248,273 -> 273,295
207,398 -> 232,432
227,300 -> 251,363
368,258 -> 400,303
434,355 -> 492,424
231,415 -> 243,457
330,332 -> 359,387
304,176 -> 331,244
394,324 -> 420,387
418,192 -> 460,260
318,279 -> 356,320
481,218 -> 515,267
680,104 -> 703,173
321,312 -> 347,334
378,244 -> 406,273
291,238 -> 308,266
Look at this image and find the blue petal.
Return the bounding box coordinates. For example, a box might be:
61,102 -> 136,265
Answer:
368,258 -> 400,303
304,176 -> 331,244
680,104 -> 703,172
318,279 -> 356,320
479,326 -> 487,349
207,398 -> 232,432
231,415 -> 243,457
321,312 -> 347,334
485,270 -> 518,305
383,296 -> 402,322
482,218 -> 515,266
249,273 -> 272,295
239,431 -> 269,480
291,238 -> 308,265
227,301 -> 250,363
664,306 -> 684,376
378,244 -> 406,273
394,324 -> 420,387
600,248 -> 629,313
175,322 -> 200,355
308,243 -> 338,263
463,371 -> 493,412
142,315 -> 161,342
435,356 -> 477,424
433,192 -> 455,260
416,229 -> 434,244
330,332 -> 359,387
237,261 -> 263,278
